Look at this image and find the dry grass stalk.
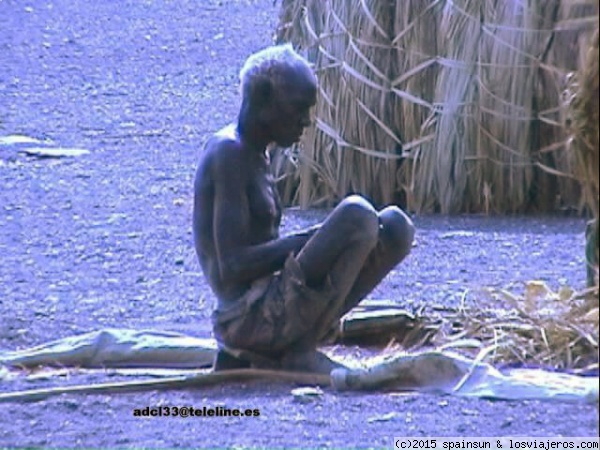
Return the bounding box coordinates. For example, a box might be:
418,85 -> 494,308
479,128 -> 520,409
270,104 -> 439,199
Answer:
477,0 -> 556,214
433,282 -> 599,371
565,25 -> 599,292
566,27 -> 599,216
411,0 -> 482,213
337,281 -> 599,372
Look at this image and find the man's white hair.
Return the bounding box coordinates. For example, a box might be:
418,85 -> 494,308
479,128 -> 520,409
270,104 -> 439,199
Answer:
239,44 -> 312,100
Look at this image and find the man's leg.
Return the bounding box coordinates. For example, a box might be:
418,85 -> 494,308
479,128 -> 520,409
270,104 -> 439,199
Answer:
295,195 -> 380,291
278,195 -> 381,372
340,205 -> 415,316
304,205 -> 415,344
292,199 -> 415,332
276,196 -> 415,374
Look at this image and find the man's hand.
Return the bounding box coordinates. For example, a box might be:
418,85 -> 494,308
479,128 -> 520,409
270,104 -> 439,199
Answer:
286,224 -> 322,255
298,223 -> 322,238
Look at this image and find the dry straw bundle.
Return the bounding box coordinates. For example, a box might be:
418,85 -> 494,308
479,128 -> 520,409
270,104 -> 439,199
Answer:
564,25 -> 599,288
275,0 -> 598,213
432,282 -> 599,371
334,281 -> 599,371
568,28 -> 599,219
275,0 -> 442,207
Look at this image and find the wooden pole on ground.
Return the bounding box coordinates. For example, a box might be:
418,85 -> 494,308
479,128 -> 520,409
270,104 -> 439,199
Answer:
0,369 -> 331,404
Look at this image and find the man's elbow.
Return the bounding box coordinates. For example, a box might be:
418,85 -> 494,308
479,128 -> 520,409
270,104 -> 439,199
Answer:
218,257 -> 243,285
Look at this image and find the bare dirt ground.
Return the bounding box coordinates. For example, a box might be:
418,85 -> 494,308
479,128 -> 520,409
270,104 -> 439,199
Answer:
0,0 -> 598,447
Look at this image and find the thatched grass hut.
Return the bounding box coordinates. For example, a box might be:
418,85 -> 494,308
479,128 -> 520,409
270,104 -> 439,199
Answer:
274,0 -> 598,214
571,28 -> 599,220
565,26 -> 599,289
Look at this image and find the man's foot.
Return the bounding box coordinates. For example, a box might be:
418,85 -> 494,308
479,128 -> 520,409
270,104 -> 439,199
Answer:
213,349 -> 251,371
279,349 -> 345,375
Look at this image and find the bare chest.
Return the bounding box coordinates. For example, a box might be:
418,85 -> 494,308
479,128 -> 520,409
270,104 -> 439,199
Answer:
246,170 -> 282,240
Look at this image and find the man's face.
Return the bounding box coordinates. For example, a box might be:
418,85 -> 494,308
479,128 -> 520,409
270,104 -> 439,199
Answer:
268,69 -> 317,147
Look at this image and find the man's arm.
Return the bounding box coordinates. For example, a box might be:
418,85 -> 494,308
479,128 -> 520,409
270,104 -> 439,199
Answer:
210,142 -> 310,285
283,224 -> 321,242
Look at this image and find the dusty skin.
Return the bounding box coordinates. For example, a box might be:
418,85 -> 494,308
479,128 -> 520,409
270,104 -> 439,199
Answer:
0,0 -> 598,447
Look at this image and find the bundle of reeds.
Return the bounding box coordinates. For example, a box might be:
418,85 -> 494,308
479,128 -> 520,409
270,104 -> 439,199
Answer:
421,0 -> 570,213
565,26 -> 599,288
434,282 -> 599,371
410,0 -> 483,213
274,0 -> 598,213
275,0 -> 441,207
332,282 -> 599,371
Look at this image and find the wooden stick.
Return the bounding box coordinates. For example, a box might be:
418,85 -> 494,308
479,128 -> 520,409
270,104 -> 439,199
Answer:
0,369 -> 332,404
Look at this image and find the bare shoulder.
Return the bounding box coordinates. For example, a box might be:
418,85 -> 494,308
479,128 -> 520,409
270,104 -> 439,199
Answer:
196,126 -> 244,184
197,125 -> 245,179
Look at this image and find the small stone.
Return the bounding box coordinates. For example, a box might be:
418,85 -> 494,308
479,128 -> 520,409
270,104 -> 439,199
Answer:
291,386 -> 323,403
367,412 -> 398,423
20,147 -> 90,158
501,417 -> 513,428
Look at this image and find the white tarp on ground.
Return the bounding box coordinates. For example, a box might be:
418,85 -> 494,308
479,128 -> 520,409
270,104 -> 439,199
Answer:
0,328 -> 597,404
0,329 -> 217,369
330,351 -> 599,404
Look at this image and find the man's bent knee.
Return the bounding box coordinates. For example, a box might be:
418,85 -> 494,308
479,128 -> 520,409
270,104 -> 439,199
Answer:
378,206 -> 415,256
335,195 -> 379,240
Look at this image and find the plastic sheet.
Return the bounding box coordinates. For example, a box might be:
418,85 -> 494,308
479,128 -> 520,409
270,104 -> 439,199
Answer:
1,329 -> 597,404
0,329 -> 216,369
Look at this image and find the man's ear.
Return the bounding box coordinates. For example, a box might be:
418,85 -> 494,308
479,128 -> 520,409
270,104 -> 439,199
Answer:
252,77 -> 273,109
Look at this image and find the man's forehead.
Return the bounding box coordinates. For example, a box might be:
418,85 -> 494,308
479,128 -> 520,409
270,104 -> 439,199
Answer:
279,64 -> 316,88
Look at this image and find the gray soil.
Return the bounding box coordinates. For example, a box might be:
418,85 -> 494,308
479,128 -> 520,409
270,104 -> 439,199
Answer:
0,0 -> 598,447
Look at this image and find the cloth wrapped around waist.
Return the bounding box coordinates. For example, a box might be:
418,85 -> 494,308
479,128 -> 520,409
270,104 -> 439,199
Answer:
210,256 -> 337,359
212,276 -> 273,325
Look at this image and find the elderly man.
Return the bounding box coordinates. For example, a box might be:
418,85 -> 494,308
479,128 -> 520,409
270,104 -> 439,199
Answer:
193,45 -> 415,374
